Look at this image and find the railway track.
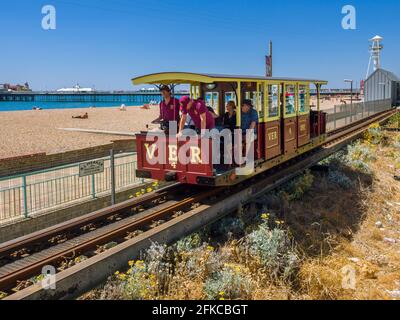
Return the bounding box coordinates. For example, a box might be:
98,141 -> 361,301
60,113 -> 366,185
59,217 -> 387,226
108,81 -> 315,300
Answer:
1,108 -> 397,300
0,183 -> 218,292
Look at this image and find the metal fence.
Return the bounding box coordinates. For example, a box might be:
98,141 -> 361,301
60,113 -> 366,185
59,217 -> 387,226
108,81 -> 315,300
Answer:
325,99 -> 392,131
0,153 -> 143,224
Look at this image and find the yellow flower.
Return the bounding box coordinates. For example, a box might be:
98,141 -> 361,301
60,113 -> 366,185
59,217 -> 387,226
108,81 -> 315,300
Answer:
128,260 -> 135,267
136,192 -> 141,197
219,291 -> 225,296
207,246 -> 214,251
219,297 -> 225,300
152,182 -> 159,187
146,188 -> 153,193
118,273 -> 127,281
115,271 -> 120,276
261,213 -> 270,220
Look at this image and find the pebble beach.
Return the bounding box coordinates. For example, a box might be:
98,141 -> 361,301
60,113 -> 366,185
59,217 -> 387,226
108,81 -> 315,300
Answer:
0,106 -> 159,159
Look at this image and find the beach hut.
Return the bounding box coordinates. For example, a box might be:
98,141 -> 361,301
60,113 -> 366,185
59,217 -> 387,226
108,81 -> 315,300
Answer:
364,69 -> 400,106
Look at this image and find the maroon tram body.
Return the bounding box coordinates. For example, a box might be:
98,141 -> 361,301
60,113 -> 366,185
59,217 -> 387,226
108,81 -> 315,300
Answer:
133,73 -> 328,186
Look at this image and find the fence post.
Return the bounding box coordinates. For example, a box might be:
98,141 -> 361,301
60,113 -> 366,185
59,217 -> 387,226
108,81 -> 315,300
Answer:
110,149 -> 116,205
91,174 -> 96,199
350,103 -> 353,124
362,101 -> 364,120
334,105 -> 337,130
22,175 -> 28,219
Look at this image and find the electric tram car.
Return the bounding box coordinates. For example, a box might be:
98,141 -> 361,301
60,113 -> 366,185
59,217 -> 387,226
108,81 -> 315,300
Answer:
133,72 -> 328,186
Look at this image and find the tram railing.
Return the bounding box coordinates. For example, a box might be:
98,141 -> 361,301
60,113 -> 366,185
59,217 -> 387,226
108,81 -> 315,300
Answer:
0,153 -> 143,224
325,99 -> 393,131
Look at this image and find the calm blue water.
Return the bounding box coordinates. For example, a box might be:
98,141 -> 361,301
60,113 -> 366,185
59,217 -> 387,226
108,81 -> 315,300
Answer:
0,101 -> 148,112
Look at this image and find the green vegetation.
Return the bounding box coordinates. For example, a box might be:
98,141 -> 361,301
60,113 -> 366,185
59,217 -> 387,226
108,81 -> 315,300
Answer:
279,170 -> 315,201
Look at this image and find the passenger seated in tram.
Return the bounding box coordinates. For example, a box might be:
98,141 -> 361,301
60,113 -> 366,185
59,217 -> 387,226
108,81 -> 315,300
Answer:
178,96 -> 216,135
219,101 -> 237,169
222,101 -> 237,133
152,85 -> 180,131
241,99 -> 258,137
240,99 -> 259,158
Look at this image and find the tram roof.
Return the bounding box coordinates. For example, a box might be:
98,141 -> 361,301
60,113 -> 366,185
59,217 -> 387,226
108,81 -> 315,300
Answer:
132,72 -> 328,85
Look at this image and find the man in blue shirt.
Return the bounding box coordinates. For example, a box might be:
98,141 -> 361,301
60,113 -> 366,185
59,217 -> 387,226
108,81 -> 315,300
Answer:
241,99 -> 259,137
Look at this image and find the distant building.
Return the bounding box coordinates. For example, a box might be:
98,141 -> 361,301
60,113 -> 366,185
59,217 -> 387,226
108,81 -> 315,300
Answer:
0,82 -> 31,92
57,84 -> 95,93
364,69 -> 400,106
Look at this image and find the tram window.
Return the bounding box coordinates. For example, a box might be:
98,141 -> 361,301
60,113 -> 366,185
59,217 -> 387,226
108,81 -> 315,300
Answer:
205,92 -> 219,114
224,92 -> 236,106
245,91 -> 259,109
285,84 -> 296,116
268,85 -> 279,118
298,84 -> 309,113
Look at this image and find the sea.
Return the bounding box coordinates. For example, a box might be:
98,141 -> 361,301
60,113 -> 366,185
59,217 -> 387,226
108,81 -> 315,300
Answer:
0,93 -> 188,112
0,101 -> 145,112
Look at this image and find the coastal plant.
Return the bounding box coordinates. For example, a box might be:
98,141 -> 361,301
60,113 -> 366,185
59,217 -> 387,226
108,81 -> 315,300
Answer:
244,221 -> 299,280
364,123 -> 384,145
175,233 -> 202,253
118,260 -> 158,300
346,141 -> 376,163
344,142 -> 376,174
212,217 -> 245,239
388,112 -> 400,128
393,135 -> 400,149
178,244 -> 227,280
319,151 -> 346,168
203,265 -> 253,300
144,243 -> 174,294
328,170 -> 355,189
280,170 -> 314,201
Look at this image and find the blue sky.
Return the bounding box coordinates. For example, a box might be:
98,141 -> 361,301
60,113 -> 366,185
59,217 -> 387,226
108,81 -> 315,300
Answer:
0,0 -> 399,90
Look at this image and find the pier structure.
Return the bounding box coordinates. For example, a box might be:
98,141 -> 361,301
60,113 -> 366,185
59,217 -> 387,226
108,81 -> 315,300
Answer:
0,91 -> 188,103
0,89 -> 360,103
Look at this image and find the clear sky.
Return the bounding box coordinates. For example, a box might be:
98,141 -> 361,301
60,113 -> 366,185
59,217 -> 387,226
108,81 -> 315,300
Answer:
1,0 -> 399,90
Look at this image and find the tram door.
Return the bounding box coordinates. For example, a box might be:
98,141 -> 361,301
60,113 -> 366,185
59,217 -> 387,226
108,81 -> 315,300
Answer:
282,84 -> 297,155
265,84 -> 282,160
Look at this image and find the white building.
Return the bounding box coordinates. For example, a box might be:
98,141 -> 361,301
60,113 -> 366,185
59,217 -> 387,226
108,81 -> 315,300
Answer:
57,84 -> 95,93
364,69 -> 400,106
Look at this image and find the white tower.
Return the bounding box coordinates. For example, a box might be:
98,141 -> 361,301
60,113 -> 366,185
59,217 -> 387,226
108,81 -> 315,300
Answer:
366,35 -> 383,78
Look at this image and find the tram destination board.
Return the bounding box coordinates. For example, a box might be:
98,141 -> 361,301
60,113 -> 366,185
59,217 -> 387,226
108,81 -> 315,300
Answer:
79,160 -> 105,177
